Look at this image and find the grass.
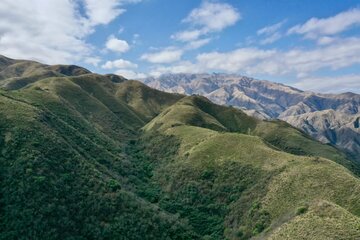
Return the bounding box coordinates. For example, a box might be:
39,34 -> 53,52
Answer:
116,80 -> 184,120
0,78 -> 198,239
1,56 -> 360,239
268,200 -> 360,240
253,120 -> 360,174
143,125 -> 360,239
143,95 -> 257,133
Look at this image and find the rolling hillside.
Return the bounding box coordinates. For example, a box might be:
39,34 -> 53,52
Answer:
1,55 -> 360,239
141,73 -> 360,161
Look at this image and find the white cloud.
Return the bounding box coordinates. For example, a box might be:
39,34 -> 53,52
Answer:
206,37 -> 360,76
185,38 -> 212,49
147,32 -> 360,93
149,61 -> 200,77
85,57 -> 102,66
257,20 -> 286,35
260,32 -> 282,45
149,1 -> 239,64
172,1 -> 240,42
105,35 -> 130,53
257,20 -> 286,45
0,0 -> 142,65
317,36 -> 337,45
288,8 -> 360,38
293,74 -> 360,93
102,57 -> 142,80
132,33 -> 140,44
184,1 -> 240,32
171,30 -> 203,42
148,36 -> 360,82
83,0 -> 142,25
102,59 -> 137,69
141,49 -> 183,63
142,37 -> 210,67
118,26 -> 125,34
115,69 -> 146,79
196,48 -> 276,73
0,0 -> 91,64
83,0 -> 125,25
277,37 -> 360,75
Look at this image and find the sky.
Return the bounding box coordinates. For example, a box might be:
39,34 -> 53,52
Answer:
0,0 -> 360,93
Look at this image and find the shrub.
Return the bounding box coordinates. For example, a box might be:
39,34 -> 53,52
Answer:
296,205 -> 308,215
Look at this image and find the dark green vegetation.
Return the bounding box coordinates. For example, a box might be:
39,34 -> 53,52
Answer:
1,55 -> 360,239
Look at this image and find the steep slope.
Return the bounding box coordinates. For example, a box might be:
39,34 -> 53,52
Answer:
141,73 -> 306,118
144,95 -> 359,174
144,95 -> 258,133
267,200 -> 360,240
115,80 -> 184,120
1,56 -> 360,240
282,110 -> 360,159
142,123 -> 360,239
0,59 -> 200,239
140,73 -> 360,161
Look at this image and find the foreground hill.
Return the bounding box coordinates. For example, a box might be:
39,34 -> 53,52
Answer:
1,55 -> 360,239
141,73 -> 360,161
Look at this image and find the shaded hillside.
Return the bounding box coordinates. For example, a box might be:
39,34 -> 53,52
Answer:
0,56 -> 360,239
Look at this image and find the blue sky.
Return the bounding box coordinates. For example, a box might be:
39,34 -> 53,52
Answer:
1,0 -> 360,93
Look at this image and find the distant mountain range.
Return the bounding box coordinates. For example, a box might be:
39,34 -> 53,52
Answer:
141,73 -> 360,160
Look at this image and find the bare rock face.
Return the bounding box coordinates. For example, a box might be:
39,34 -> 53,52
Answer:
140,73 -> 360,160
281,110 -> 360,159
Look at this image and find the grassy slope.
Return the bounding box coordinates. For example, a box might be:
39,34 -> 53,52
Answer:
143,95 -> 258,133
144,95 -> 359,174
0,77 -> 198,239
142,96 -> 360,239
115,80 -> 184,121
0,56 -> 90,90
253,120 -> 360,173
267,200 -> 360,240
142,123 -> 360,239
1,56 -> 360,239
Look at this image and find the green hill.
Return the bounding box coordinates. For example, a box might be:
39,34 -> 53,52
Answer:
0,55 -> 360,239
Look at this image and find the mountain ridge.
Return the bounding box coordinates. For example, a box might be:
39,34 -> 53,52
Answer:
140,73 -> 360,160
1,55 -> 360,239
